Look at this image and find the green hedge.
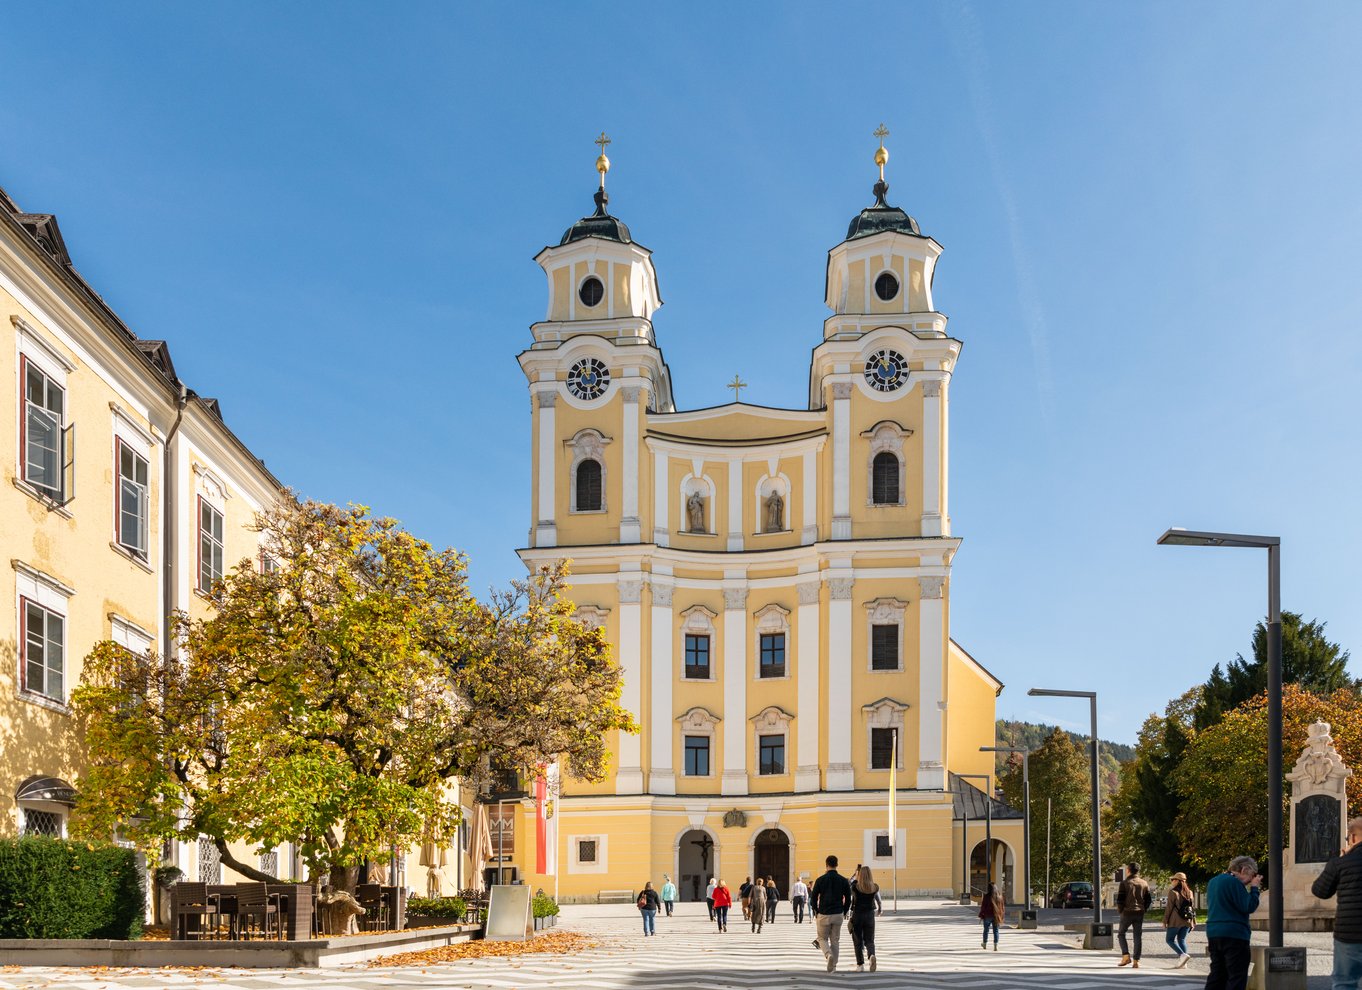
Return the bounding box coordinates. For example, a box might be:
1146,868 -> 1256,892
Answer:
531,894 -> 560,918
406,895 -> 467,920
0,837 -> 144,939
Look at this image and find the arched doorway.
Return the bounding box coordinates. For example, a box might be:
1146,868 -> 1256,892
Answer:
677,829 -> 716,902
753,828 -> 790,895
969,838 -> 1014,900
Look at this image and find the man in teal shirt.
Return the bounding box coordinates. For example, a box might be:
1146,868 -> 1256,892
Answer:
1204,855 -> 1262,990
660,875 -> 677,917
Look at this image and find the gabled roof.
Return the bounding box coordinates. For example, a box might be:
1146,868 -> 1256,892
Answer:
950,772 -> 1023,821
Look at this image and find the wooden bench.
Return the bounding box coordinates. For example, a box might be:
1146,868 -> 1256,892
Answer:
597,889 -> 636,904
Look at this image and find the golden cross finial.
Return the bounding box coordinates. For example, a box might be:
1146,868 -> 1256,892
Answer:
874,123 -> 890,146
727,374 -> 748,401
873,123 -> 890,182
594,131 -> 612,189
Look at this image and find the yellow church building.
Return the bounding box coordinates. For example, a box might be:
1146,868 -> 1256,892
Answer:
510,136 -> 1023,903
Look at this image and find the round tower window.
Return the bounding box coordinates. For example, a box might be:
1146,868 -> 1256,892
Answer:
579,277 -> 604,308
874,272 -> 900,302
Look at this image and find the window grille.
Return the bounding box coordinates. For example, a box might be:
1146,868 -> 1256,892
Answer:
578,839 -> 597,863
875,833 -> 893,858
259,850 -> 279,877
198,836 -> 221,883
22,809 -> 61,837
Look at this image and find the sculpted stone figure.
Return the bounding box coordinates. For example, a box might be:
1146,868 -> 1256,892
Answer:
687,490 -> 705,533
765,491 -> 784,532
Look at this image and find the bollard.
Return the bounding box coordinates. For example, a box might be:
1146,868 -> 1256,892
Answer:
1247,946 -> 1306,990
1082,922 -> 1113,950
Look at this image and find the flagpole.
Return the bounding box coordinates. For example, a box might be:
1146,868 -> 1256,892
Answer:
891,728 -> 898,914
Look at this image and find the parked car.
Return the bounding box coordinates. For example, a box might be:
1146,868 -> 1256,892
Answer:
1050,881 -> 1095,909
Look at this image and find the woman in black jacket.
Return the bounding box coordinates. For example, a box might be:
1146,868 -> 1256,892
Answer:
637,881 -> 661,936
849,865 -> 882,972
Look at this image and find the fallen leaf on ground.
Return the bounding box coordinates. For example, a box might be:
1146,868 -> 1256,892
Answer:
367,930 -> 596,967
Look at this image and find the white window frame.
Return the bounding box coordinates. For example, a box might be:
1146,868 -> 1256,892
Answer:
753,604 -> 791,681
864,597 -> 908,672
676,706 -> 720,779
19,804 -> 67,838
198,496 -> 224,594
115,438 -> 150,559
21,597 -> 65,706
568,834 -> 608,874
863,421 -> 911,508
14,561 -> 74,711
862,698 -> 909,772
679,606 -> 718,682
19,354 -> 70,503
750,705 -> 793,778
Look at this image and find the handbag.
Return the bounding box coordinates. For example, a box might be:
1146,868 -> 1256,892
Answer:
637,894 -> 648,909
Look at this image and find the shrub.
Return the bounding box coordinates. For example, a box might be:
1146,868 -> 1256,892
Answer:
0,837 -> 144,939
531,894 -> 560,918
406,895 -> 466,921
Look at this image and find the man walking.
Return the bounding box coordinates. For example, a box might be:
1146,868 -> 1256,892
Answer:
810,855 -> 852,973
1204,855 -> 1262,990
1116,861 -> 1153,969
705,876 -> 717,921
791,875 -> 809,923
1312,817 -> 1362,988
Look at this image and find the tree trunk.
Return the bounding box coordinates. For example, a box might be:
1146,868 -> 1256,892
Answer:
330,862 -> 360,894
214,839 -> 279,883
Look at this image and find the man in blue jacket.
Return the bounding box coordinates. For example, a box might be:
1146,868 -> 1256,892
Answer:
1311,817 -> 1362,989
1204,855 -> 1262,990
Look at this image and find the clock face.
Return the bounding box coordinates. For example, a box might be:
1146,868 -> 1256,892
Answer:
864,349 -> 907,392
567,358 -> 610,400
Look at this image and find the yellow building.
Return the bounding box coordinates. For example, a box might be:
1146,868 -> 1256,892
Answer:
510,139 -> 1022,903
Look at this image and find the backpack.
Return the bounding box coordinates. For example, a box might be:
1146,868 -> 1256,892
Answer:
1176,892 -> 1195,921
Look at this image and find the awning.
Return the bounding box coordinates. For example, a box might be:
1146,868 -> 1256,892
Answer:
16,776 -> 77,806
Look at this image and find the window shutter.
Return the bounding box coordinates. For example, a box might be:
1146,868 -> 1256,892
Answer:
872,452 -> 899,505
60,422 -> 75,505
576,460 -> 602,511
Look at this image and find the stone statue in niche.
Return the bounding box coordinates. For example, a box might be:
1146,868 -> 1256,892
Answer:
1295,794 -> 1341,864
686,490 -> 706,533
765,491 -> 784,532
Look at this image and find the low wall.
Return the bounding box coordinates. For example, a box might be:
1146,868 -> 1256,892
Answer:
0,922 -> 483,969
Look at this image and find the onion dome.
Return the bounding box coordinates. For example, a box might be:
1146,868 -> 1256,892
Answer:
846,123 -> 923,240
560,131 -> 632,245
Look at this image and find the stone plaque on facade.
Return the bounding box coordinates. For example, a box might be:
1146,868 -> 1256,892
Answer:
1295,794 -> 1341,864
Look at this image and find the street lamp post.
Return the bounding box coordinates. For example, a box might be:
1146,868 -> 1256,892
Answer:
1157,527 -> 1283,948
982,745 -> 1032,908
1028,688 -> 1102,931
957,773 -> 992,902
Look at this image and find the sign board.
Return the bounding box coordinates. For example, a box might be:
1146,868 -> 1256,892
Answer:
485,884 -> 532,942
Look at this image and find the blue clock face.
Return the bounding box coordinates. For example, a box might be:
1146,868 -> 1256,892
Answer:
568,358 -> 610,400
864,349 -> 907,392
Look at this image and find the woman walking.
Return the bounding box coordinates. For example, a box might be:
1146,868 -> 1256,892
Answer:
636,881 -> 660,936
849,865 -> 882,971
661,875 -> 677,917
712,879 -> 732,932
978,881 -> 1005,951
749,878 -> 768,933
765,876 -> 779,923
1163,872 -> 1196,968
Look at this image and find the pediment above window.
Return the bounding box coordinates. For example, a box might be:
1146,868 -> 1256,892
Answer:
677,706 -> 721,732
753,603 -> 791,634
679,604 -> 718,635
863,597 -> 909,624
750,705 -> 794,731
574,605 -> 610,631
862,697 -> 910,727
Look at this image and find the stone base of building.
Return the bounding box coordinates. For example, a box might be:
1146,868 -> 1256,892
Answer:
1250,912 -> 1334,932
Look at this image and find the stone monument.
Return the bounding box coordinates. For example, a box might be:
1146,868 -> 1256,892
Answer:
1280,720 -> 1352,931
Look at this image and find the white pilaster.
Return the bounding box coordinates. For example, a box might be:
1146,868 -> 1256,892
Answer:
534,390 -> 557,547
801,449 -> 817,544
620,386 -> 641,544
726,460 -> 744,551
940,377 -> 951,537
917,574 -> 946,790
649,579 -> 675,795
795,579 -> 822,792
616,575 -> 645,794
826,571 -> 855,790
831,383 -> 852,539
921,379 -> 943,537
653,448 -> 669,546
721,583 -> 749,796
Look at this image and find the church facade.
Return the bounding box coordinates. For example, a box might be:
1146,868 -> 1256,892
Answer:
513,138 -> 1020,903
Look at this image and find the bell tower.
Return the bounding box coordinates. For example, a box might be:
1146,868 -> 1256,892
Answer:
518,137 -> 673,549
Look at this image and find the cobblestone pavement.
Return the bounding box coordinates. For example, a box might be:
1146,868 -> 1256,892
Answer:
0,901 -> 1333,989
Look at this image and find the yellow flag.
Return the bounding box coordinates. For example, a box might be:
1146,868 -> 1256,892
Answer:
888,729 -> 897,852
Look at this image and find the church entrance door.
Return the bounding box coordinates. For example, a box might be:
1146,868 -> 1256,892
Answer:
678,829 -> 715,902
753,828 -> 790,896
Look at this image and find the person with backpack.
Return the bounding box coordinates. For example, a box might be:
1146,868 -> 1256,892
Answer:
1116,861 -> 1153,969
978,881 -> 1005,951
636,881 -> 660,936
850,865 -> 883,971
749,877 -> 767,933
711,878 -> 732,932
660,874 -> 677,917
1163,871 -> 1197,968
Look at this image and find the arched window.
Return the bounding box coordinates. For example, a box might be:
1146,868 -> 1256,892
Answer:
575,460 -> 603,512
871,452 -> 899,505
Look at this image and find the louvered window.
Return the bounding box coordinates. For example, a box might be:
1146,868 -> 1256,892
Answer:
871,624 -> 899,670
872,452 -> 899,505
575,460 -> 602,511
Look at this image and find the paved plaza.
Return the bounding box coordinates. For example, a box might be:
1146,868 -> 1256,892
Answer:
0,902 -> 1222,990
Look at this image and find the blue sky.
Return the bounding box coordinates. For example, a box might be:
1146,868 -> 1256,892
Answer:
5,2 -> 1360,743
